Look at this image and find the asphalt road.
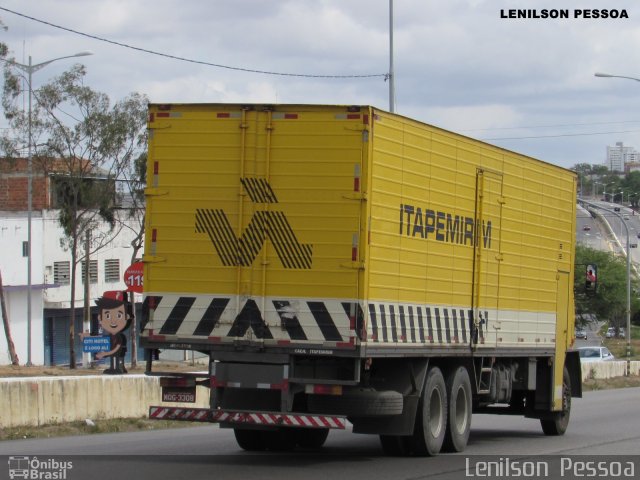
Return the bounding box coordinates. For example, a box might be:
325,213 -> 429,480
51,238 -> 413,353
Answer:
2,387 -> 639,480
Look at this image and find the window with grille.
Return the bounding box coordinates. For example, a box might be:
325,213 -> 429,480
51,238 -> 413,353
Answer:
54,261 -> 71,285
81,260 -> 98,284
104,259 -> 120,283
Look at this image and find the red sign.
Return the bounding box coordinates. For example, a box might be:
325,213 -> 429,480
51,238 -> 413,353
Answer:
124,262 -> 144,293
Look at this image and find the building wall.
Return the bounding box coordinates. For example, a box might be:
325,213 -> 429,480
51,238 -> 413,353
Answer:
41,209 -> 143,309
607,142 -> 640,172
0,209 -> 143,365
0,212 -> 46,364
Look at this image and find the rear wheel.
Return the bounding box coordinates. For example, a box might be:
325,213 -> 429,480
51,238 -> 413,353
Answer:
234,429 -> 266,451
540,367 -> 571,436
408,366 -> 447,456
379,435 -> 410,456
296,428 -> 329,449
442,366 -> 472,452
262,428 -> 297,451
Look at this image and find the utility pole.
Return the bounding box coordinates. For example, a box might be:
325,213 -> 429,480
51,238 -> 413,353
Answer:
83,229 -> 91,367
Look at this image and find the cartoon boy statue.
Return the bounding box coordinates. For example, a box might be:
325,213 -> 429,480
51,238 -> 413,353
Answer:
94,290 -> 132,374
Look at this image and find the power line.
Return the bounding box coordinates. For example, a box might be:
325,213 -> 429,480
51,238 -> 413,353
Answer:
0,6 -> 387,79
464,120 -> 640,132
481,129 -> 640,141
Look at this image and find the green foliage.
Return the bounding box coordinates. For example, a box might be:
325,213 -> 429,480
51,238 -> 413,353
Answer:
1,59 -> 147,367
575,244 -> 640,325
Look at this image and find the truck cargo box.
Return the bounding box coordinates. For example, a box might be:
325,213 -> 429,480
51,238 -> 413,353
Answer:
141,104 -> 576,357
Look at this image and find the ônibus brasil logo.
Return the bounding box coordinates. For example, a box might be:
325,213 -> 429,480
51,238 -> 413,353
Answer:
8,456 -> 73,479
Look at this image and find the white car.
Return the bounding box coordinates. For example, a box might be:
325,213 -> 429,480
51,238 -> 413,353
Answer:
605,327 -> 616,338
578,346 -> 615,363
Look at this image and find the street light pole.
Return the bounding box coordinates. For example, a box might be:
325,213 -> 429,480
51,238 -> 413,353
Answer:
388,0 -> 395,113
7,51 -> 93,366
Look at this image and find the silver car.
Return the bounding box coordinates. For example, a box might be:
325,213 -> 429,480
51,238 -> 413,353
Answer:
578,346 -> 615,362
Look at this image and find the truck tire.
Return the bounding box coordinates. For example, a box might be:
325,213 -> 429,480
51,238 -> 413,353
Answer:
442,366 -> 472,452
408,366 -> 447,456
234,429 -> 266,451
540,367 -> 571,436
308,388 -> 403,417
379,435 -> 410,456
296,428 -> 330,449
262,428 -> 297,451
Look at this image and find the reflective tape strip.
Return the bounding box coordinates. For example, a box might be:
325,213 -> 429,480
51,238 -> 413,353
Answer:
149,406 -> 211,422
211,411 -> 346,429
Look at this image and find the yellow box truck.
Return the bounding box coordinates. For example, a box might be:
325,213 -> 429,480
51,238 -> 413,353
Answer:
141,104 -> 581,455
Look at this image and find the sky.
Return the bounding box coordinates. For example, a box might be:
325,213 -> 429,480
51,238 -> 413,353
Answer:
1,0 -> 640,169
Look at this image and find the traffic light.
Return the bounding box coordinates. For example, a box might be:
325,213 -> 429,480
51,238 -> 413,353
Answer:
585,264 -> 597,294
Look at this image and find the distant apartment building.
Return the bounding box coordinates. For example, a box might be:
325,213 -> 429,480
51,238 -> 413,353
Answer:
607,142 -> 640,172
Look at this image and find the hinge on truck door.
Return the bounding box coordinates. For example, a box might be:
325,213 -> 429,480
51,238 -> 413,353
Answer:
142,255 -> 166,263
340,261 -> 365,270
342,193 -> 367,201
145,188 -> 169,197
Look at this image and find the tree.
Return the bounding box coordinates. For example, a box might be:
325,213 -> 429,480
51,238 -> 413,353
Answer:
0,21 -> 20,366
0,269 -> 20,365
2,64 -> 147,368
574,244 -> 640,326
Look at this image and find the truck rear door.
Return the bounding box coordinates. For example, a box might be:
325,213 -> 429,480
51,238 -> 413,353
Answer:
143,104 -> 367,351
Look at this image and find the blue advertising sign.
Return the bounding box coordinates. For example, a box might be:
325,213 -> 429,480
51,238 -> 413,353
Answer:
82,336 -> 111,353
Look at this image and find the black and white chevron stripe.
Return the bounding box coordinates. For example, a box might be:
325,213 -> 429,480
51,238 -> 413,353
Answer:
367,303 -> 486,344
143,295 -> 485,346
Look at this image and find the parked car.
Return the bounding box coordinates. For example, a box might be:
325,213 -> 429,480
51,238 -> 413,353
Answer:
582,225 -> 591,231
618,328 -> 626,338
575,327 -> 587,340
614,207 -> 621,212
605,327 -> 616,338
578,346 -> 615,362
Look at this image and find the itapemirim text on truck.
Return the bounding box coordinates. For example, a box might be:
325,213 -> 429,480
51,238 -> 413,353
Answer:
141,104 -> 581,455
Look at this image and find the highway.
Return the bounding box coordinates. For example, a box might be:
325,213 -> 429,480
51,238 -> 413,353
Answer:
1,387 -> 639,480
579,200 -> 640,260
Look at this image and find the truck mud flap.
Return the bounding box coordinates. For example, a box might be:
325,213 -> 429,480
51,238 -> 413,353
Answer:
149,406 -> 346,429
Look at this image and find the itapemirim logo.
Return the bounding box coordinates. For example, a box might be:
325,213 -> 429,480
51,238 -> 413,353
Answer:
196,178 -> 313,269
8,456 -> 73,479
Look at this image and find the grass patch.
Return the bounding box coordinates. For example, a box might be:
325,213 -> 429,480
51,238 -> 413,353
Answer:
582,374 -> 640,391
0,418 -> 206,441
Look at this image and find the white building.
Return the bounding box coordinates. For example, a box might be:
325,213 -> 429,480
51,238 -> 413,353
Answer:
607,142 -> 640,172
0,210 -> 143,365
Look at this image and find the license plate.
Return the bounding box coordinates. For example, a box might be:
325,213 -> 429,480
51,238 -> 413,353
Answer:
162,386 -> 196,403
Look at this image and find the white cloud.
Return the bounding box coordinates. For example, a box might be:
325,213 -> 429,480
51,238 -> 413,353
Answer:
1,0 -> 640,168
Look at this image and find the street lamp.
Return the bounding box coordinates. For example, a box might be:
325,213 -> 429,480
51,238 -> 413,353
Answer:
6,51 -> 93,366
595,72 -> 640,82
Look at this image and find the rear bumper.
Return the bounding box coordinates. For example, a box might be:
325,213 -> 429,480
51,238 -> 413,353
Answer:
149,406 -> 347,429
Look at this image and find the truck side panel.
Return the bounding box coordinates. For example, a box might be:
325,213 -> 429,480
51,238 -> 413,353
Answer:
363,110 -> 575,353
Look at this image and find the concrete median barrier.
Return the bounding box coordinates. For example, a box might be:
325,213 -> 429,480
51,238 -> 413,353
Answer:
1,363 -> 639,428
581,360 -> 640,381
0,375 -> 209,428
